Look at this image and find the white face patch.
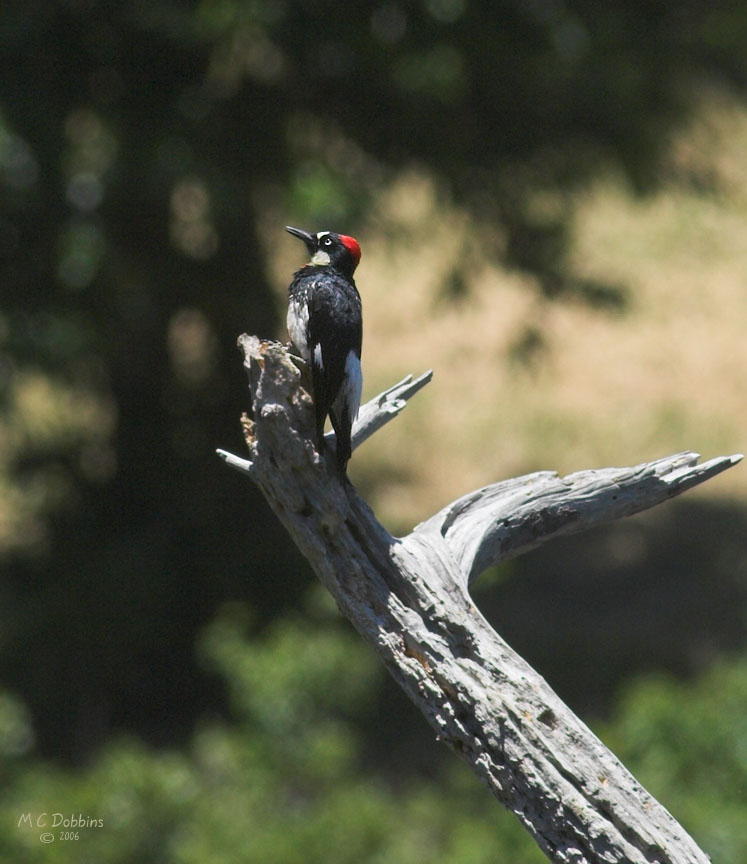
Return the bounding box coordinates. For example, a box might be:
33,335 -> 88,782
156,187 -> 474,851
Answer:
310,250 -> 331,265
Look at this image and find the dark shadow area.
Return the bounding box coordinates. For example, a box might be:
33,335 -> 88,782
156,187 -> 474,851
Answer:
0,475 -> 315,761
482,498 -> 746,717
359,498 -> 746,779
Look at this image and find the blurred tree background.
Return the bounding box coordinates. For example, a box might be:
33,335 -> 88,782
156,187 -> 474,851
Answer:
0,1 -> 745,860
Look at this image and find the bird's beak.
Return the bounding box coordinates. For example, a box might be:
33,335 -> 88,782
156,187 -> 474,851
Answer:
285,225 -> 315,249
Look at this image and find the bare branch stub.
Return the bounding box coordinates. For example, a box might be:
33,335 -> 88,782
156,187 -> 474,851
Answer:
218,334 -> 741,864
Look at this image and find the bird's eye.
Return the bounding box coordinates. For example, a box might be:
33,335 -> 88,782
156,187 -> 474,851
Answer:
322,236 -> 333,247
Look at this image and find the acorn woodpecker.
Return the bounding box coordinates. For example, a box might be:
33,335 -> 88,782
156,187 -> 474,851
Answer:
285,226 -> 363,473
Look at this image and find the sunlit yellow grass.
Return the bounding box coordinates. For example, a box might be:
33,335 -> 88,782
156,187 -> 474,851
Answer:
340,99 -> 747,531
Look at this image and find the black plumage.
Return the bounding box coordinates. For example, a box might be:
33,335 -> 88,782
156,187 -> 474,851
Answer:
285,227 -> 363,472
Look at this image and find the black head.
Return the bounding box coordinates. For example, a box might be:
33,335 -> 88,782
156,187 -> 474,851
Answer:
285,226 -> 361,279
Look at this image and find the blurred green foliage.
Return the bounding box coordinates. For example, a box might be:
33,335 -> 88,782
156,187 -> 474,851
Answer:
608,660 -> 747,864
0,602 -> 545,864
1,605 -> 745,862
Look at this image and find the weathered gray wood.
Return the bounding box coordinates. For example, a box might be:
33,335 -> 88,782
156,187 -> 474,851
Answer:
419,450 -> 742,586
217,354 -> 432,475
218,334 -> 742,864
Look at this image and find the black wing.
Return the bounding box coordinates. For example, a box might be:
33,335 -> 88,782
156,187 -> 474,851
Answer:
307,273 -> 362,444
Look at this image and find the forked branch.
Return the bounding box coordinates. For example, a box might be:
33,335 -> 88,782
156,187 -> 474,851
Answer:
218,335 -> 742,864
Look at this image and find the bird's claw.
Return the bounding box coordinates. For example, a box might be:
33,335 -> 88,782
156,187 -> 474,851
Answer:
286,346 -> 308,370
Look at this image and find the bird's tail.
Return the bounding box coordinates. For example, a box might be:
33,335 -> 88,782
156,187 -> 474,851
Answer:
329,408 -> 352,474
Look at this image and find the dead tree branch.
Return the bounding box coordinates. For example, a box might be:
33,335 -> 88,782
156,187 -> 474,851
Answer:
218,334 -> 742,864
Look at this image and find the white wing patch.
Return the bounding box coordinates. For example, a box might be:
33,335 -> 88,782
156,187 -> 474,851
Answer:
313,343 -> 323,371
334,350 -> 362,426
287,298 -> 309,360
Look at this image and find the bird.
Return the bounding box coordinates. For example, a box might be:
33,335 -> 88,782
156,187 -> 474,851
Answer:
285,225 -> 363,473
